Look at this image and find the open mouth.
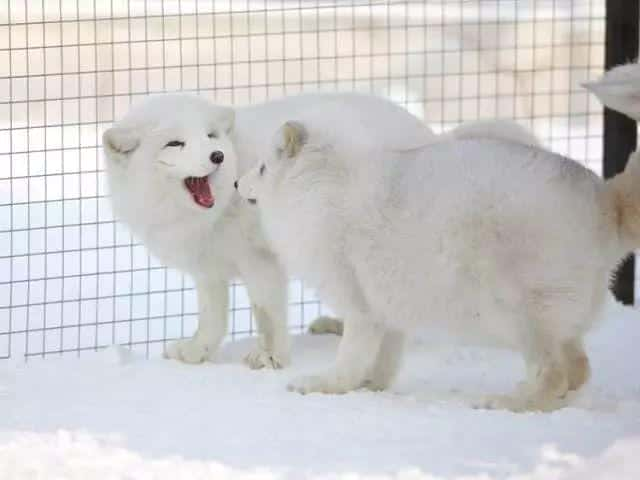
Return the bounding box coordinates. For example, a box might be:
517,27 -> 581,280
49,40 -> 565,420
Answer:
184,176 -> 215,208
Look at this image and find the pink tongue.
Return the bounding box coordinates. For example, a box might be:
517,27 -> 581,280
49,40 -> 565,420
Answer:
186,177 -> 214,208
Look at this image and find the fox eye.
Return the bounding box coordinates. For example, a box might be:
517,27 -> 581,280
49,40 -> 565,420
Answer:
259,164 -> 266,175
164,140 -> 185,148
208,132 -> 218,139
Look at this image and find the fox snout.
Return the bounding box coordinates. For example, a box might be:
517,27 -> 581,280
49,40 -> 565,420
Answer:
235,179 -> 257,204
210,150 -> 224,164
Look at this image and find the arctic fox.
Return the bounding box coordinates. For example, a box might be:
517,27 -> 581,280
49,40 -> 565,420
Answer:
307,118 -> 540,337
102,92 -> 432,368
236,68 -> 640,410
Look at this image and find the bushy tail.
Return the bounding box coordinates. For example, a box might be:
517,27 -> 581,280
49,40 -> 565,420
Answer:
605,151 -> 640,250
448,119 -> 540,147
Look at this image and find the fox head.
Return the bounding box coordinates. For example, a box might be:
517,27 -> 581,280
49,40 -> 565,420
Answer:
103,94 -> 238,222
235,120 -> 320,206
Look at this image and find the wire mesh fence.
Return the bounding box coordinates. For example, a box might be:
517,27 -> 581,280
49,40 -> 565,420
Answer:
0,0 -> 608,360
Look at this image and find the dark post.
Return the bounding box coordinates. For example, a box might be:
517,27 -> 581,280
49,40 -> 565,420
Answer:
603,0 -> 639,305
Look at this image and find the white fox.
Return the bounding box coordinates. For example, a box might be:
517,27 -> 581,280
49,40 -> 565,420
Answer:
237,64 -> 640,411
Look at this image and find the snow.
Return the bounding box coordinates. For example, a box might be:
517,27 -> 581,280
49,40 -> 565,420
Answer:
2,298 -> 640,479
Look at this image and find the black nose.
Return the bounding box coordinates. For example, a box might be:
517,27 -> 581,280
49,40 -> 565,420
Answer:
234,180 -> 238,190
210,151 -> 224,164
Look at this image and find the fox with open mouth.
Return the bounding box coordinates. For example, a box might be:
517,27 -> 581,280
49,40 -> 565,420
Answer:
102,94 -> 293,369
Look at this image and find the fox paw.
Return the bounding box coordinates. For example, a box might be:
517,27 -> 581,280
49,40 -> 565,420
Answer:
472,393 -> 566,413
287,372 -> 356,395
164,337 -> 215,364
308,316 -> 343,336
244,348 -> 288,370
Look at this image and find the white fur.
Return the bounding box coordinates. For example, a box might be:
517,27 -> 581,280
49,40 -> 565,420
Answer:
237,82 -> 640,410
103,92 -> 432,368
446,118 -> 540,147
305,117 -> 539,337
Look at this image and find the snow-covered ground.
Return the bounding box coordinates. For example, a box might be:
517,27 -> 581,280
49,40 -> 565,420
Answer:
2,297 -> 640,479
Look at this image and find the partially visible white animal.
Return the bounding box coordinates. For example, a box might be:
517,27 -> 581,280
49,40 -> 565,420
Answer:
236,67 -> 640,411
102,92 -> 432,368
583,61 -> 640,120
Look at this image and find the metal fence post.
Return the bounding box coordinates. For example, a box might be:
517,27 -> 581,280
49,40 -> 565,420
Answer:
604,0 -> 639,305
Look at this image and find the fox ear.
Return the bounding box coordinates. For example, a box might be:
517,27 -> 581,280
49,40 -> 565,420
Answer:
583,62 -> 640,120
216,107 -> 235,134
103,127 -> 140,164
279,121 -> 308,158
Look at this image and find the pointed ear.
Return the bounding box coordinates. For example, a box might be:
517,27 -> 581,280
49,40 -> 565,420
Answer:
216,107 -> 235,134
279,121 -> 308,158
583,62 -> 640,120
103,127 -> 140,164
